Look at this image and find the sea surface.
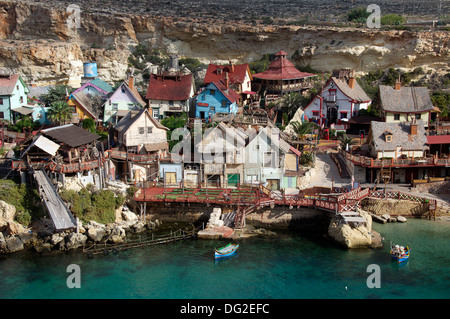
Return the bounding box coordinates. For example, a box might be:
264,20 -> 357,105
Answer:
0,219 -> 449,299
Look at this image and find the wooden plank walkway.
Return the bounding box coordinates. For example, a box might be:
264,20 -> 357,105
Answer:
83,228 -> 198,257
34,170 -> 77,230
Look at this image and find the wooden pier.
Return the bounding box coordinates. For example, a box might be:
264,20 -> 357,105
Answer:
82,228 -> 198,258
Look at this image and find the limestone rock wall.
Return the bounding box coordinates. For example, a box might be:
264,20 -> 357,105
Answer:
0,0 -> 448,87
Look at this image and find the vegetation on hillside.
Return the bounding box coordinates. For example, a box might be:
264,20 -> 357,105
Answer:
60,185 -> 125,224
0,179 -> 43,227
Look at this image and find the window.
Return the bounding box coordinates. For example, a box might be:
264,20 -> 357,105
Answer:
221,100 -> 227,108
138,127 -> 144,134
415,114 -> 421,120
210,106 -> 215,112
147,127 -> 152,134
0,98 -> 3,105
20,96 -> 23,103
0,112 -> 3,119
340,112 -> 348,119
210,89 -> 215,96
385,135 -> 393,142
312,111 -> 319,117
394,114 -> 400,121
152,109 -> 159,119
112,103 -> 118,110
264,152 -> 276,168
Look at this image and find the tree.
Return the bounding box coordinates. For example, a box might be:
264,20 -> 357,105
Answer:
276,92 -> 304,125
160,114 -> 188,151
290,121 -> 319,151
347,7 -> 371,23
40,85 -> 74,106
48,101 -> 73,126
338,134 -> 357,151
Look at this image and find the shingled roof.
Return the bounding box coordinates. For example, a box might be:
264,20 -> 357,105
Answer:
146,73 -> 193,101
331,77 -> 371,103
379,85 -> 434,113
204,63 -> 252,85
0,74 -> 20,95
369,120 -> 429,152
252,50 -> 316,81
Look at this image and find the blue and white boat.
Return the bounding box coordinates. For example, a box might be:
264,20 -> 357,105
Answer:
214,243 -> 239,259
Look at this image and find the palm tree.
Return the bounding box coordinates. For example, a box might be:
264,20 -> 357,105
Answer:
276,92 -> 303,126
290,121 -> 319,151
338,134 -> 357,151
48,101 -> 73,126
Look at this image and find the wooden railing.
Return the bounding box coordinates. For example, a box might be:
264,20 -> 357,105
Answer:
340,149 -> 450,167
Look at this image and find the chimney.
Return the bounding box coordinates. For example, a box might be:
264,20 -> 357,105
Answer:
229,61 -> 234,73
395,75 -> 402,90
348,70 -> 356,89
410,118 -> 417,135
128,75 -> 134,90
225,72 -> 229,88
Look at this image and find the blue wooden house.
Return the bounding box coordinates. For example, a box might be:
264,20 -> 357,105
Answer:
195,80 -> 240,120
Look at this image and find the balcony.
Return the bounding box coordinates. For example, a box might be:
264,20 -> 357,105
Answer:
340,149 -> 450,168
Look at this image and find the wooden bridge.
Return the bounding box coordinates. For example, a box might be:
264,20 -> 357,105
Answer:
134,184 -> 438,227
82,228 -> 198,258
33,169 -> 77,231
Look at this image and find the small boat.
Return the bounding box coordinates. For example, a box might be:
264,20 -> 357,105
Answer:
214,243 -> 239,259
390,243 -> 410,263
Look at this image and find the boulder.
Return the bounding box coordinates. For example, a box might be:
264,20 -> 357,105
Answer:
397,216 -> 407,223
328,216 -> 372,249
132,221 -> 146,233
0,200 -> 16,221
381,214 -> 390,220
6,236 -> 24,253
64,233 -> 87,250
50,233 -> 65,245
87,226 -> 106,242
0,232 -> 7,253
108,225 -> 126,243
6,221 -> 26,236
122,209 -> 138,223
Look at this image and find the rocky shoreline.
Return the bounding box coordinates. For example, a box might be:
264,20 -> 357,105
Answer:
0,200 -> 161,255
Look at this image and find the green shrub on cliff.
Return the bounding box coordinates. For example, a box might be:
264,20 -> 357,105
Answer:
0,179 -> 43,226
60,187 -> 123,224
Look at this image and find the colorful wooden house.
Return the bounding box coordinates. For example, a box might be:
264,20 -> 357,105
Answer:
252,50 -> 316,98
0,73 -> 30,123
204,62 -> 254,103
103,76 -> 146,124
195,80 -> 240,120
303,69 -> 371,128
110,108 -> 169,182
196,122 -> 248,187
146,72 -> 195,120
379,80 -> 434,128
68,78 -> 113,122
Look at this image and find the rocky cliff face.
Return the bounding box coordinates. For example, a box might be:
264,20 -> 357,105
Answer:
0,0 -> 448,87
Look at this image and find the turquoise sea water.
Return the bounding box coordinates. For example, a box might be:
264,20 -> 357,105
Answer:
0,219 -> 449,299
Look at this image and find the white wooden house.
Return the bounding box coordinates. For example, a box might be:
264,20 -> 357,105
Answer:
303,70 -> 371,128
111,108 -> 169,182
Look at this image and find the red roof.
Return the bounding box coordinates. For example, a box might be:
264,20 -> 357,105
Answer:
426,135 -> 450,145
252,50 -> 316,81
212,80 -> 240,104
204,63 -> 251,85
146,73 -> 193,101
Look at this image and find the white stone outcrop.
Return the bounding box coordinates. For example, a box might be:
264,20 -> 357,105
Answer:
328,209 -> 376,249
206,208 -> 224,228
